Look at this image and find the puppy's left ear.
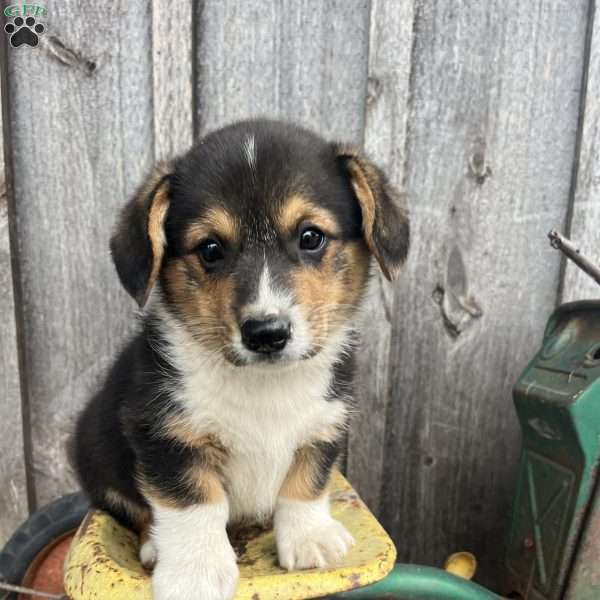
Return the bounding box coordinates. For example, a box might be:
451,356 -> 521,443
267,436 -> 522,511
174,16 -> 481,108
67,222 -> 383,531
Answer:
110,162 -> 172,307
335,145 -> 410,280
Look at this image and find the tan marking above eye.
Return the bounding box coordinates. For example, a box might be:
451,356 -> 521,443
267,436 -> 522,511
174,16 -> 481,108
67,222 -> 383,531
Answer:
277,194 -> 340,237
184,207 -> 239,252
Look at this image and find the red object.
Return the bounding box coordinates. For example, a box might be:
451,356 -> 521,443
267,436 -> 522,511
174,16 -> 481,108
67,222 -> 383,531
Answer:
18,532 -> 74,600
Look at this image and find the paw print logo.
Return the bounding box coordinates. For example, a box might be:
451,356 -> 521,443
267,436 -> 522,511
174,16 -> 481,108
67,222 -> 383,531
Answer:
4,16 -> 45,48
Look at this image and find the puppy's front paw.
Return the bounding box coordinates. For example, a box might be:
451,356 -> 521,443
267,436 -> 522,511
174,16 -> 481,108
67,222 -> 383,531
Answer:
152,547 -> 239,600
277,516 -> 355,571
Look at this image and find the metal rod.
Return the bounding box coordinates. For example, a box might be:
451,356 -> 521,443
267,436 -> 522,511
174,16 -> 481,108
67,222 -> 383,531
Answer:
548,230 -> 600,287
0,581 -> 64,599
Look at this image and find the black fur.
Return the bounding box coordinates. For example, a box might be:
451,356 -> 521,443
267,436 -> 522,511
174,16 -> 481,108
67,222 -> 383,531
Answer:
71,119 -> 409,529
110,174 -> 170,306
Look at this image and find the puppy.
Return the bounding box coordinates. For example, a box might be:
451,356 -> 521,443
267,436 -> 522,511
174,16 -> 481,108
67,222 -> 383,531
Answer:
71,119 -> 409,600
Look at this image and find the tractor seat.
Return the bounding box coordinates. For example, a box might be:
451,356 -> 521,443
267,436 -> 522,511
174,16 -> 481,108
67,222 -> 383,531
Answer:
64,471 -> 396,599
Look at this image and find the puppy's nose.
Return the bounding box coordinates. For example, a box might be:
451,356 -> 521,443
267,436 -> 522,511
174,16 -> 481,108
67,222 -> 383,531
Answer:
241,317 -> 291,354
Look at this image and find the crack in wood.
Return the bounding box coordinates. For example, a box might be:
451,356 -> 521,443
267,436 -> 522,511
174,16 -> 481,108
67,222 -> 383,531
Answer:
41,35 -> 98,76
433,247 -> 483,338
468,151 -> 492,185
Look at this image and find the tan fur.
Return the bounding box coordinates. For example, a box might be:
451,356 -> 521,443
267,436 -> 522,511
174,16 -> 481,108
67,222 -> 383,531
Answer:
343,159 -> 384,272
279,446 -> 329,501
145,183 -> 170,305
162,257 -> 238,357
335,144 -> 407,280
292,239 -> 369,345
277,194 -> 340,236
186,467 -> 227,504
105,488 -> 151,529
140,485 -> 181,510
337,144 -> 410,280
141,465 -> 225,508
163,418 -> 229,467
184,207 -> 239,251
146,417 -> 231,505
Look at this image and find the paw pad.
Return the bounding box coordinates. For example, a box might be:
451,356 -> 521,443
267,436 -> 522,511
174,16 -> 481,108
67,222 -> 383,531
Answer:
5,16 -> 45,48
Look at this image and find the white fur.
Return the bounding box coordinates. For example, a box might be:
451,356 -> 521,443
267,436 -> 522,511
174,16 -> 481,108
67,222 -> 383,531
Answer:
153,303 -> 350,523
256,262 -> 290,316
274,494 -> 355,570
139,538 -> 158,569
236,264 -> 312,362
146,286 -> 353,599
243,135 -> 256,170
151,500 -> 238,600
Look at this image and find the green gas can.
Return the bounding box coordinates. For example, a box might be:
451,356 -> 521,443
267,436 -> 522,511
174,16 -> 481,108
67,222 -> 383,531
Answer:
505,300 -> 600,599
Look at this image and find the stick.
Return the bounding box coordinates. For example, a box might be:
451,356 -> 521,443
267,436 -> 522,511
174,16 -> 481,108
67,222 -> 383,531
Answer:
0,581 -> 64,599
548,230 -> 600,287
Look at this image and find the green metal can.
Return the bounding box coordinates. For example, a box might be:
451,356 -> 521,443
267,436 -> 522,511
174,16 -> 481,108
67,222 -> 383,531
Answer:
505,300 -> 600,599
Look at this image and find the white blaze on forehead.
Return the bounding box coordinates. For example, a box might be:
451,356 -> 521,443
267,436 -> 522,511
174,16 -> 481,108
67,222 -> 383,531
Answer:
243,135 -> 256,169
252,263 -> 292,316
235,263 -> 313,361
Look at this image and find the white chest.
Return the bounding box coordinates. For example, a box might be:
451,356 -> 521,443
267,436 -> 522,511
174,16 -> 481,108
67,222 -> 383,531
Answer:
177,358 -> 348,523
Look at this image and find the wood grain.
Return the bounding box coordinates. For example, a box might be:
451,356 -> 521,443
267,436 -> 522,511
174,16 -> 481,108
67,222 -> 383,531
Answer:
195,0 -> 370,141
346,0 -> 415,514
360,0 -> 588,588
561,1 -> 600,302
152,0 -> 193,159
0,1 -> 594,588
5,1 -> 155,505
0,69 -> 29,543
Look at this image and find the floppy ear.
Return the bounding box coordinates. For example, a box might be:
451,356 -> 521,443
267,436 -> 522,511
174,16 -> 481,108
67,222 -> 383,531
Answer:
110,162 -> 172,307
335,145 -> 410,280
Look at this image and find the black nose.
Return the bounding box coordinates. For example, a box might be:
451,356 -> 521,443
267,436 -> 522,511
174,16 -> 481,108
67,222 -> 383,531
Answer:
241,317 -> 291,354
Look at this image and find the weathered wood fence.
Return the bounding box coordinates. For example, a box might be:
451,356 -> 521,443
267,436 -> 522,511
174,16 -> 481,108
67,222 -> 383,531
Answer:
1,0 -> 599,589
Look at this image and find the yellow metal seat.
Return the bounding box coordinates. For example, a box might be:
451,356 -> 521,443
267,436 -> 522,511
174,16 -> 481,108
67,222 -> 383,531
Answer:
64,471 -> 396,599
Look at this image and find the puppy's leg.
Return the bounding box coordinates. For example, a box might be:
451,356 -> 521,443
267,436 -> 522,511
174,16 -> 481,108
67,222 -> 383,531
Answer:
148,472 -> 238,600
274,443 -> 354,570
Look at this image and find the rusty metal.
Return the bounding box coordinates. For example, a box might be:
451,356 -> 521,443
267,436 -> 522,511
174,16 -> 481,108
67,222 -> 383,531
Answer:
548,230 -> 600,286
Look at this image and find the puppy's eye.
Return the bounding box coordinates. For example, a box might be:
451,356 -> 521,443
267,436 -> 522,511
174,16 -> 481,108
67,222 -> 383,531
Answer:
299,227 -> 326,252
197,239 -> 224,265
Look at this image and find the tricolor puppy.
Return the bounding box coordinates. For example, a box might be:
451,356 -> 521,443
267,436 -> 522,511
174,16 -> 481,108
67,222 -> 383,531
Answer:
72,119 -> 409,600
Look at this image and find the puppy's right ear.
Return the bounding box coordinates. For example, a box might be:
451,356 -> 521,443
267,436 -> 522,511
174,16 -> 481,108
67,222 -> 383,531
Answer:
110,163 -> 172,307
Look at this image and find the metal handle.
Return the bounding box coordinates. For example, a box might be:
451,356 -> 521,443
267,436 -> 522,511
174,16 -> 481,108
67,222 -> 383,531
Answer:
548,230 -> 600,287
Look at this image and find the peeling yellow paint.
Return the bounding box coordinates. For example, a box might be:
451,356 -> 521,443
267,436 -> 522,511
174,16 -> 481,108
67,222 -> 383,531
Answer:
64,471 -> 396,600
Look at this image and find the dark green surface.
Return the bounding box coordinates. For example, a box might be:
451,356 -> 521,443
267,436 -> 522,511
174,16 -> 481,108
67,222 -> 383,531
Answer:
327,564 -> 502,599
505,301 -> 600,599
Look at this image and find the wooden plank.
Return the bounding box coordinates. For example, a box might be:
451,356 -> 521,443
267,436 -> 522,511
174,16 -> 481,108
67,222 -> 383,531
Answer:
195,0 -> 370,141
346,0 -> 415,513
0,69 -> 29,543
5,2 -> 155,505
152,0 -> 194,159
359,0 -> 588,589
561,2 -> 600,303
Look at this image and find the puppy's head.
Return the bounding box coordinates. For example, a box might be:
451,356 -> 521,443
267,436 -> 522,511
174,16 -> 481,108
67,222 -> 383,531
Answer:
111,120 -> 409,366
